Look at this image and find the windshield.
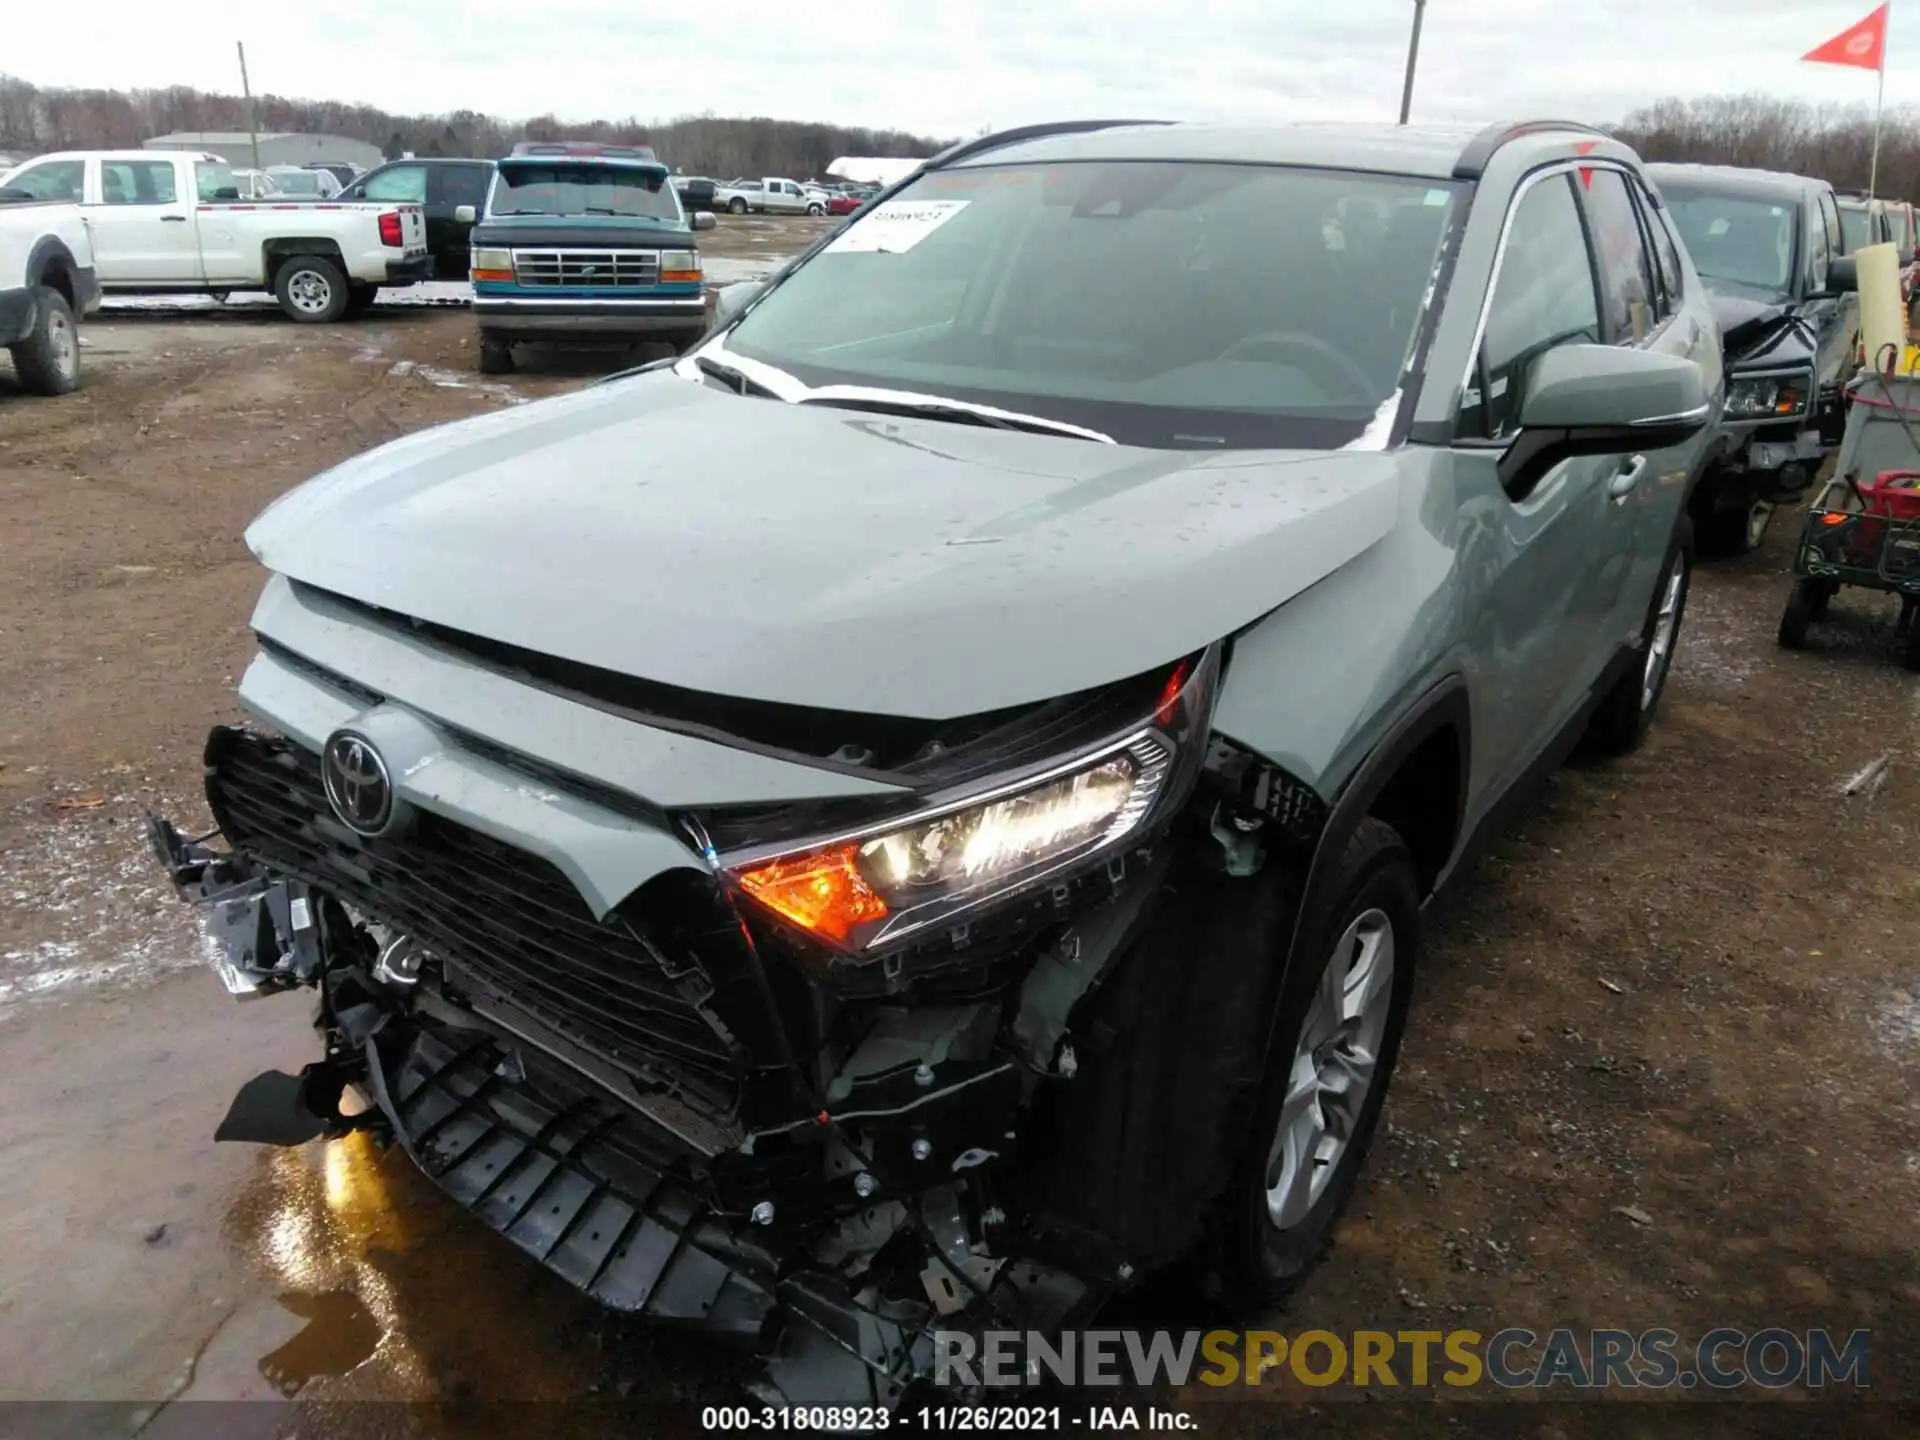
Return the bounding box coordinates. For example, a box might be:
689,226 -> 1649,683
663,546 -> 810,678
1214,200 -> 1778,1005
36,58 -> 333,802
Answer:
1658,185 -> 1797,300
721,160 -> 1459,449
489,162 -> 682,220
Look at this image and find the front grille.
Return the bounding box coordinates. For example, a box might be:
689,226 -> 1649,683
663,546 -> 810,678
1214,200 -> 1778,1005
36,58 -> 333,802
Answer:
512,249 -> 661,287
206,729 -> 741,1113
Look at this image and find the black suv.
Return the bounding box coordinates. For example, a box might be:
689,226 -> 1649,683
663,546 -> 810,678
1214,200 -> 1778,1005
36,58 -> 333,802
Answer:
1648,163 -> 1862,556
340,158 -> 497,278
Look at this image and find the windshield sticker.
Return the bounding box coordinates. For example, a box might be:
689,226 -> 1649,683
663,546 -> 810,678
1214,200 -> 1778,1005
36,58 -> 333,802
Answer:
826,200 -> 970,254
1424,188 -> 1450,206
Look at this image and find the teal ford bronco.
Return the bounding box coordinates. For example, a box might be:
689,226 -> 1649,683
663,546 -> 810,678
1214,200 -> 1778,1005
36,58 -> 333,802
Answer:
469,141 -> 717,374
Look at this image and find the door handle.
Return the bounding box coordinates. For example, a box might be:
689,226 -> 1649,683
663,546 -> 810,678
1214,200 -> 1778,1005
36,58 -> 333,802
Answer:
160,214 -> 188,222
1608,455 -> 1648,502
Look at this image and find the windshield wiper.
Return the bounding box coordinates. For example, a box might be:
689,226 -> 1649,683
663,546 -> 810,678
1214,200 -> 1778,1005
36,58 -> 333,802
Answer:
795,388 -> 1114,443
694,354 -> 781,398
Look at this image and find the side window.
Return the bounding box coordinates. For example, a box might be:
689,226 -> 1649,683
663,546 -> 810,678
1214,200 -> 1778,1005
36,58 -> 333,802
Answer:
1808,200 -> 1832,290
362,165 -> 427,203
1581,169 -> 1658,343
195,162 -> 238,201
1641,188 -> 1686,314
438,164 -> 489,209
1460,171 -> 1602,443
100,160 -> 178,206
3,160 -> 84,202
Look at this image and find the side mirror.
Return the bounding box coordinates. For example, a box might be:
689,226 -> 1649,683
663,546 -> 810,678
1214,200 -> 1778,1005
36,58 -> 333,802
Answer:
453,204 -> 476,224
1818,256 -> 1860,296
713,280 -> 766,326
1499,345 -> 1709,497
691,210 -> 717,232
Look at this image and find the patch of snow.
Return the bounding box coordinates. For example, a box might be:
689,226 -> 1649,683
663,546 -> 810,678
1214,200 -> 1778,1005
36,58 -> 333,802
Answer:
0,795 -> 211,1017
704,256 -> 784,285
1872,991 -> 1920,1058
388,359 -> 525,405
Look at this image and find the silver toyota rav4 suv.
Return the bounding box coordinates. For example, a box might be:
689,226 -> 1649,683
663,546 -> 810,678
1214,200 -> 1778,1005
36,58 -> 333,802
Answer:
151,118 -> 1724,1404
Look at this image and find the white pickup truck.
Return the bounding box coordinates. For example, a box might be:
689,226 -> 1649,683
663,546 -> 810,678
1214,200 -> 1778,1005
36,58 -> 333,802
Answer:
0,150 -> 431,322
712,177 -> 826,216
0,192 -> 100,395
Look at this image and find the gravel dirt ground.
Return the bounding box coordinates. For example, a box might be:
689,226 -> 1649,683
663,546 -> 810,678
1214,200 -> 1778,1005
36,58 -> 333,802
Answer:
2,212 -> 1917,1435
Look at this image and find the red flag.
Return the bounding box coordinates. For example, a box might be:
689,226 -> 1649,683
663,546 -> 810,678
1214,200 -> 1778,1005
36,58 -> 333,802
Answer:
1802,4 -> 1889,71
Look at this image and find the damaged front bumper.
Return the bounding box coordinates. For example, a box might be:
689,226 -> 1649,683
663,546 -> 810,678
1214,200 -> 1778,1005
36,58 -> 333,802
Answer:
145,721 -> 1175,1407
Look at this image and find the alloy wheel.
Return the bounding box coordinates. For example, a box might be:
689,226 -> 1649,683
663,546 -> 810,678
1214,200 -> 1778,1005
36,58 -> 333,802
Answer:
1264,907 -> 1395,1229
1641,556 -> 1688,711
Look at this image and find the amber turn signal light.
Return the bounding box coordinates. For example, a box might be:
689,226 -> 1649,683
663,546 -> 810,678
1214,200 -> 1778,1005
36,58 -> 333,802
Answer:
735,844 -> 889,943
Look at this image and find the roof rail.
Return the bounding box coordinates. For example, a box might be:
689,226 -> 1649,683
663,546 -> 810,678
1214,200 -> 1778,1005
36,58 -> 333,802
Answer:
927,117 -> 1173,171
1452,119 -> 1614,180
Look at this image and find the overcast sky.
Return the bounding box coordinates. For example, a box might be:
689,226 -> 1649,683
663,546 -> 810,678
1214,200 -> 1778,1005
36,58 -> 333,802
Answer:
23,1 -> 1919,138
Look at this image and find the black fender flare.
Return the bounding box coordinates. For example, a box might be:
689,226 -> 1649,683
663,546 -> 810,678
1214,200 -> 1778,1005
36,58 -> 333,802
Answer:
1254,674 -> 1472,1076
24,234 -> 80,294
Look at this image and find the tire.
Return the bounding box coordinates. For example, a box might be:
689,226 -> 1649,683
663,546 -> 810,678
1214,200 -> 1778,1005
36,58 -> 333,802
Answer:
728,197 -> 747,215
343,284 -> 378,317
273,254 -> 350,323
1805,581 -> 1835,622
477,335 -> 515,375
7,285 -> 79,396
1015,841 -> 1301,1280
806,203 -> 825,216
1017,816 -> 1418,1307
1226,818 -> 1419,1300
1693,489 -> 1774,558
1777,581 -> 1814,650
1583,526 -> 1691,757
1903,604 -> 1920,671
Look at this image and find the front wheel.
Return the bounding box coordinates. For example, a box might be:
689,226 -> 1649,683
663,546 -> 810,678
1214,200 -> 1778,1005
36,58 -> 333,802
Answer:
1694,490 -> 1774,558
7,285 -> 80,395
1230,819 -> 1419,1297
1777,580 -> 1817,649
273,255 -> 350,323
477,334 -> 515,375
1583,530 -> 1691,757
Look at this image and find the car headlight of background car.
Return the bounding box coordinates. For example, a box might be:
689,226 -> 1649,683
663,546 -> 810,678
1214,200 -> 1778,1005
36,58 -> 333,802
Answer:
471,247 -> 514,282
722,649 -> 1220,956
1725,367 -> 1813,422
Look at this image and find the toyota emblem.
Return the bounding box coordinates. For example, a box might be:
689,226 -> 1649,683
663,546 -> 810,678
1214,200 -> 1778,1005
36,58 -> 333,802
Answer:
322,730 -> 394,836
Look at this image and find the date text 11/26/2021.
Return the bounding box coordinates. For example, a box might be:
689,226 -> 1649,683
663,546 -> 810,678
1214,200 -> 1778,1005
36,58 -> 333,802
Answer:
701,1405 -> 1197,1431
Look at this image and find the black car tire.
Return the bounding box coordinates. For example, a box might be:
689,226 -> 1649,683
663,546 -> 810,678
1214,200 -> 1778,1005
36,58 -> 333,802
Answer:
1805,580 -> 1835,621
1018,813 -> 1418,1309
728,197 -> 747,215
8,285 -> 80,396
806,203 -> 825,216
273,255 -> 351,324
1227,818 -> 1419,1300
1694,489 -> 1774,558
477,335 -> 515,375
1777,581 -> 1815,650
1583,524 -> 1691,757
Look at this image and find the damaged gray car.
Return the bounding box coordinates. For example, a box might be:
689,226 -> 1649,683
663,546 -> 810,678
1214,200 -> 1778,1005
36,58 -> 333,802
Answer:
149,117 -> 1720,1407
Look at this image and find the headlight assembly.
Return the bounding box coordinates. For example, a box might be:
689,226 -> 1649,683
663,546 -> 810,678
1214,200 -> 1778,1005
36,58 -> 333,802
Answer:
723,649 -> 1218,954
1725,368 -> 1813,421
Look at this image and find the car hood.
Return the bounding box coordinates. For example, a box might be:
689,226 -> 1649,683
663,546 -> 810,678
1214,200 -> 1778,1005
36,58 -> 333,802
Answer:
246,374 -> 1403,719
1707,293 -> 1811,367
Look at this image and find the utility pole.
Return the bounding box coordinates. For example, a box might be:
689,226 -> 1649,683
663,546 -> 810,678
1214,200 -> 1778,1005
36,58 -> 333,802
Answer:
237,41 -> 262,172
1398,0 -> 1428,125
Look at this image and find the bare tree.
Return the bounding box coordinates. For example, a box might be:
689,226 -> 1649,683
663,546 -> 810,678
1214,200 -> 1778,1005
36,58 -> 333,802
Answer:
0,72 -> 951,179
1614,93 -> 1920,196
